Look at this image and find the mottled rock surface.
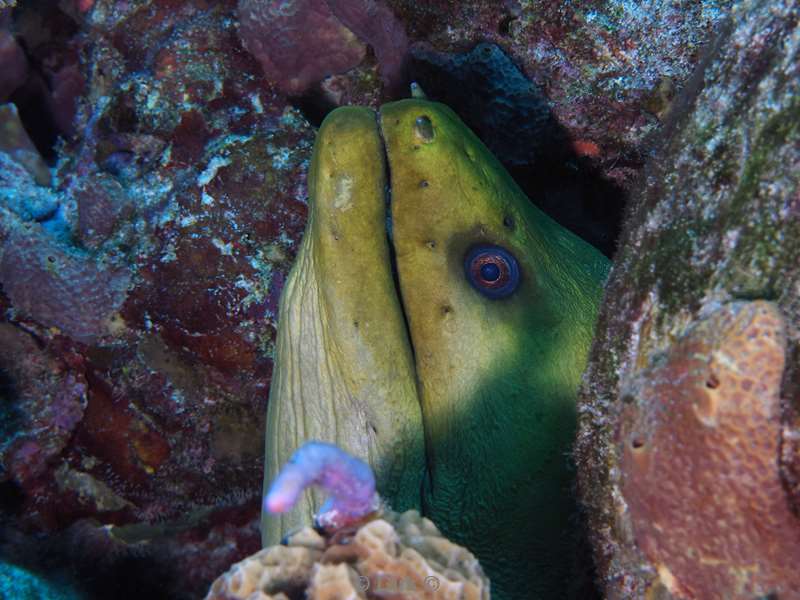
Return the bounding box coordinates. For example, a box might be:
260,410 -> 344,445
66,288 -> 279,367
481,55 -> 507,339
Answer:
237,1 -> 730,199
239,0 -> 408,97
0,1 -> 313,597
238,0 -> 367,96
394,0 -> 731,188
575,0 -> 800,597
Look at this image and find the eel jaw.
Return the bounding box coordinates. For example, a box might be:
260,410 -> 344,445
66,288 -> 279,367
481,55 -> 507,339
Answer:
377,108 -> 417,369
262,104 -> 429,548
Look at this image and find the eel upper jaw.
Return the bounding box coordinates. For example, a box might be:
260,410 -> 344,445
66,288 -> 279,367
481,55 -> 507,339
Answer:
377,108 -> 418,368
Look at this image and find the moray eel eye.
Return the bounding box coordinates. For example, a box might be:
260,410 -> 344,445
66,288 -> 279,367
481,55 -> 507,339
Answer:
464,245 -> 520,299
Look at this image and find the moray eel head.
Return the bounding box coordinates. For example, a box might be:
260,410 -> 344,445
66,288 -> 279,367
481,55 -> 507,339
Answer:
263,100 -> 609,599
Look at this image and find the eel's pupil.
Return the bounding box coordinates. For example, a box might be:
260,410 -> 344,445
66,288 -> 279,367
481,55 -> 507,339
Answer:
480,263 -> 500,281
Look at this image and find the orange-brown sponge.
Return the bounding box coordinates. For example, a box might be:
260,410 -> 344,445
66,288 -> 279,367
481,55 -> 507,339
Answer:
619,301 -> 800,599
205,509 -> 489,600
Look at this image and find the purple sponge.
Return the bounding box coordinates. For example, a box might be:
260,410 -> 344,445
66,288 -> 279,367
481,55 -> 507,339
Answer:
264,441 -> 379,531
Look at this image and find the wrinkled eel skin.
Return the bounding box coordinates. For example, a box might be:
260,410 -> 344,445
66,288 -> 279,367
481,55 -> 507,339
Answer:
262,100 -> 610,599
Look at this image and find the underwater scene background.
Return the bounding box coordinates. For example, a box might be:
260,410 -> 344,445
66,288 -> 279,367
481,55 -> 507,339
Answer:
0,0 -> 799,599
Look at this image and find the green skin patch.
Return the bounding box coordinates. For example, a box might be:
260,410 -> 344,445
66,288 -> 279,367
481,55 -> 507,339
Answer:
262,100 -> 610,599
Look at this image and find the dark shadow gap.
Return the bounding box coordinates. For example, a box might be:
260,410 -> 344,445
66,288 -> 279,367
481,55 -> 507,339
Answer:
291,87 -> 340,128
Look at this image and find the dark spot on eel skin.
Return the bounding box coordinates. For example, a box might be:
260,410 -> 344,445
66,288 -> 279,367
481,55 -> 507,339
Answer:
504,215 -> 515,229
441,305 -> 452,315
419,180 -> 429,188
353,321 -> 359,329
425,240 -> 436,249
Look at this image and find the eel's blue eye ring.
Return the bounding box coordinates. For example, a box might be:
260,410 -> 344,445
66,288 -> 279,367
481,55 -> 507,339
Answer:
464,245 -> 520,299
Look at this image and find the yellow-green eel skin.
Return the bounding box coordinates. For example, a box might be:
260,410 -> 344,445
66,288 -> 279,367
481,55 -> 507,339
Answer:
262,99 -> 610,599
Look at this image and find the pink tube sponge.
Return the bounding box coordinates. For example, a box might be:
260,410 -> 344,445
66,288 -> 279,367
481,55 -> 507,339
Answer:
264,441 -> 378,532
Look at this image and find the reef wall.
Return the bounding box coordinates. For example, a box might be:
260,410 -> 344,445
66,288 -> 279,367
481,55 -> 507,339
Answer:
575,0 -> 800,597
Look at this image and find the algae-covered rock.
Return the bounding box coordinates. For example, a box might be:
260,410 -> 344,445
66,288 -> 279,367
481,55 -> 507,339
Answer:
0,560 -> 81,600
575,0 -> 800,598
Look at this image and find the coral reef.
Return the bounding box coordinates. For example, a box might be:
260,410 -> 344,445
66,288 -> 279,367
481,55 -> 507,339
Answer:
4,2 -> 82,148
575,0 -> 800,597
0,1 -> 312,597
326,0 -> 408,95
0,0 -> 756,597
406,0 -> 729,180
0,323 -> 87,486
238,0 -> 729,194
206,509 -> 489,600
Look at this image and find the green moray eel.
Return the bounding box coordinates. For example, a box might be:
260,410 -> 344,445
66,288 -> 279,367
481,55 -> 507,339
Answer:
262,99 -> 610,599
